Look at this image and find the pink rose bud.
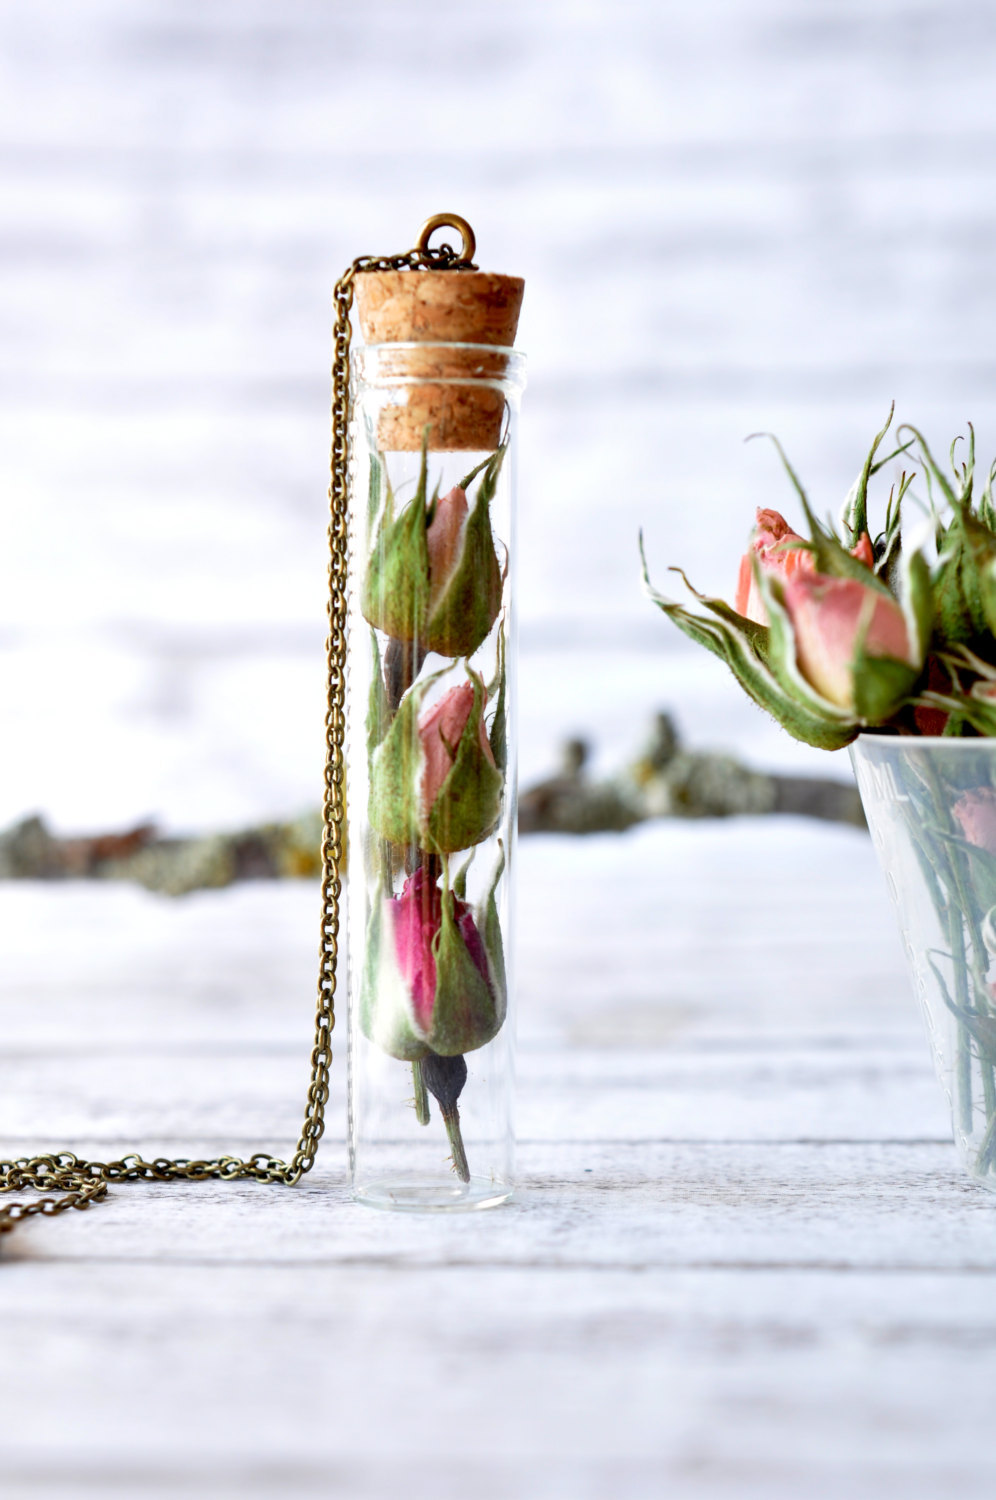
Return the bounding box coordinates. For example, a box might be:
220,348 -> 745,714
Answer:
782,572 -> 913,710
954,788 -> 996,854
425,487 -> 470,614
850,532 -> 875,569
735,509 -> 877,627
735,509 -> 815,624
419,681 -> 497,820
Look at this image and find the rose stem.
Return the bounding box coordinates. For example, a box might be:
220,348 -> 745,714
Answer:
411,1060 -> 430,1125
420,1052 -> 471,1184
977,1104 -> 996,1174
384,636 -> 428,713
917,758 -> 977,1138
441,1107 -> 470,1184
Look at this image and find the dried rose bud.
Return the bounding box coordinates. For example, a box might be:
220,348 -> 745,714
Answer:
362,445 -> 504,659
369,669 -> 503,854
360,861 -> 506,1061
779,570 -> 916,712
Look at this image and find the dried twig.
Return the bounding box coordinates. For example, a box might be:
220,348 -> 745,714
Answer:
0,713 -> 863,895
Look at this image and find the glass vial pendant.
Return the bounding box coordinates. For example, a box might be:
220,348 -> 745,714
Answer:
345,255 -> 525,1211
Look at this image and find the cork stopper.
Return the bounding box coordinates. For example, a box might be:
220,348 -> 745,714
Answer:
353,220 -> 524,451
354,270 -> 524,347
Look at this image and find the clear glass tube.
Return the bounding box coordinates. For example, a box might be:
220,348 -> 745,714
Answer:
346,342 -> 525,1211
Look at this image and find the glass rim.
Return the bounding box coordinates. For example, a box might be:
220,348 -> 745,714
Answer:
356,340 -> 526,359
853,732 -> 996,749
354,341 -> 527,398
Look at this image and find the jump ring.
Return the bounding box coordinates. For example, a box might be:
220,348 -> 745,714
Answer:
415,213 -> 476,264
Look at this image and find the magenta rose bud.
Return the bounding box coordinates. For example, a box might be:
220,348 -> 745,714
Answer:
391,866 -> 491,1035
360,862 -> 507,1061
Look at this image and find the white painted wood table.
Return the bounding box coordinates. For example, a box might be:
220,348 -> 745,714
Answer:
2,817 -> 993,1500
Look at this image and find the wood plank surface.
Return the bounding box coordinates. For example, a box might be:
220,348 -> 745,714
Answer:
3,822 -> 995,1500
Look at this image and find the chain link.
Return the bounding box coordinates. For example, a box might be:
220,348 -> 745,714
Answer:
0,226 -> 477,1239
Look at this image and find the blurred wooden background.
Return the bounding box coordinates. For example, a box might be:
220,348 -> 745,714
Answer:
3,0 -> 996,833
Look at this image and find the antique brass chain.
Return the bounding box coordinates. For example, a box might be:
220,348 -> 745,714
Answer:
0,215 -> 478,1240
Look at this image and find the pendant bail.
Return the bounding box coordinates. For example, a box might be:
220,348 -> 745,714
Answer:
416,212 -> 477,266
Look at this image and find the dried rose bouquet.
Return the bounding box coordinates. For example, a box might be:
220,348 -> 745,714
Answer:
644,407 -> 996,1180
641,406 -> 996,745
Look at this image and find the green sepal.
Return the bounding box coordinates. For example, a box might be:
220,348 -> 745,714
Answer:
875,471 -> 915,588
453,848 -> 475,900
955,423 -> 977,502
425,669 -> 504,854
933,505 -> 996,647
898,423 -> 962,510
425,446 -> 504,657
850,649 -> 918,723
366,441 -> 386,535
425,884 -> 502,1056
964,510 -> 996,640
979,460 -> 996,534
902,420 -> 996,647
368,666 -> 444,848
358,888 -> 430,1062
839,404 -> 913,548
478,843 -> 507,1034
905,548 -> 934,662
361,433 -> 431,643
366,630 -> 392,762
459,452 -> 496,491
487,631 -> 507,772
931,509 -> 972,646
